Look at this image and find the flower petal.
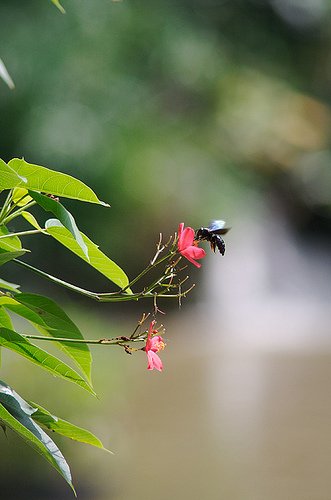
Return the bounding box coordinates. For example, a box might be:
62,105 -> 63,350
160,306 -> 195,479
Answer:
180,245 -> 206,267
178,227 -> 195,252
180,249 -> 201,267
147,350 -> 163,371
187,245 -> 206,260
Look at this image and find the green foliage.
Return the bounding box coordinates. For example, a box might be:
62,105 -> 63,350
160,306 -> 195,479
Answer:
8,158 -> 109,206
0,307 -> 12,328
0,225 -> 23,251
0,249 -> 27,266
30,192 -> 89,260
0,278 -> 20,292
0,0 -> 202,493
0,381 -> 74,492
29,402 -> 109,451
0,159 -> 28,189
0,153 -> 181,491
3,293 -> 93,383
46,220 -> 132,291
0,160 -> 119,486
0,327 -> 95,395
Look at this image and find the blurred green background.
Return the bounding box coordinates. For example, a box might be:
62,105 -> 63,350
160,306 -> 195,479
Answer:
1,0 -> 331,498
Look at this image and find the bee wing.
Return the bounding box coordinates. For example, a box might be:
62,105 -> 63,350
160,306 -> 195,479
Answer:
208,220 -> 230,234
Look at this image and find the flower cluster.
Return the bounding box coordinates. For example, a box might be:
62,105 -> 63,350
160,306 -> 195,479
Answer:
143,222 -> 206,371
145,320 -> 166,371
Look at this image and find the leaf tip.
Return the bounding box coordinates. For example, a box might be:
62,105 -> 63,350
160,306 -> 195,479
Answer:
70,482 -> 77,497
51,0 -> 66,13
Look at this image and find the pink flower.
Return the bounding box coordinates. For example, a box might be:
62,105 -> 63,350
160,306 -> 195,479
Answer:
145,321 -> 165,372
177,222 -> 206,268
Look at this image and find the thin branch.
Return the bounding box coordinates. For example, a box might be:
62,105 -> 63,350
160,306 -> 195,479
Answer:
0,190 -> 13,223
13,258 -> 193,302
2,201 -> 37,224
0,229 -> 45,239
21,333 -> 146,345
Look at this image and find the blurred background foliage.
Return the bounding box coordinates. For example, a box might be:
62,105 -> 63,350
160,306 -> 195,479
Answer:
1,0 -> 331,498
1,0 -> 330,290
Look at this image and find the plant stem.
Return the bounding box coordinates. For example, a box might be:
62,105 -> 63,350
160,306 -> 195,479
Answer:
0,190 -> 13,223
13,258 -> 99,299
117,249 -> 177,293
0,229 -> 45,239
2,201 -> 37,224
20,333 -> 145,345
13,251 -> 192,302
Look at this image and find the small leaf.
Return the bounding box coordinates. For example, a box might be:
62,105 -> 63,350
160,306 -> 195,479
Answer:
46,220 -> 131,292
30,192 -> 89,260
0,225 -> 27,268
4,293 -> 92,384
0,224 -> 22,251
12,187 -> 33,207
30,402 -> 110,451
0,328 -> 95,395
8,158 -> 109,205
21,211 -> 43,231
0,58 -> 15,90
0,381 -> 74,492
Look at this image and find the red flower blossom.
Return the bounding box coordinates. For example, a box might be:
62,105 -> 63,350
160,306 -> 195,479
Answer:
177,222 -> 206,268
145,321 -> 165,372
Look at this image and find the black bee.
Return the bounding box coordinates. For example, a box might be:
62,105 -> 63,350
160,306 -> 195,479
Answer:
195,220 -> 230,255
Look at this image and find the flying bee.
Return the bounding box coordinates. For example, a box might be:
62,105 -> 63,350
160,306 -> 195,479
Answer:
194,220 -> 230,255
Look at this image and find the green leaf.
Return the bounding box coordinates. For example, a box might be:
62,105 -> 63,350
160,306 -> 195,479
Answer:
30,402 -> 110,452
4,293 -> 92,384
0,381 -> 74,492
8,158 -> 109,205
0,226 -> 27,264
0,158 -> 27,189
0,380 -> 35,416
21,211 -> 43,230
51,0 -> 66,13
0,278 -> 20,292
0,224 -> 22,251
0,308 -> 12,367
0,307 -> 13,329
30,192 -> 89,260
0,225 -> 29,266
0,328 -> 95,395
0,249 -> 27,266
0,58 -> 15,90
0,295 -> 41,320
12,187 -> 33,207
46,220 -> 131,292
